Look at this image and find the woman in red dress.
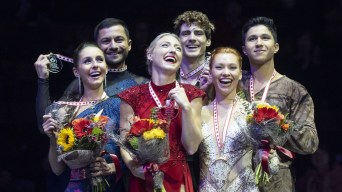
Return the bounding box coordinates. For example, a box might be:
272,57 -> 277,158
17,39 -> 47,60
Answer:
118,33 -> 205,192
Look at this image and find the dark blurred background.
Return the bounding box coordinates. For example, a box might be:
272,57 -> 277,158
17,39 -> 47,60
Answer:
1,0 -> 341,191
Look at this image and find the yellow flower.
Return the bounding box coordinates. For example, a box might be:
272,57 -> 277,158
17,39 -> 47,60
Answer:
57,127 -> 75,152
142,128 -> 166,140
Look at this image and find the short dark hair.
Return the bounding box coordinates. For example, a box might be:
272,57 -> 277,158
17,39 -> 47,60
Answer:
242,16 -> 277,44
93,18 -> 130,41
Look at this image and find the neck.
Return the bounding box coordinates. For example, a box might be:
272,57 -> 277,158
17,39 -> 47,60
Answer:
215,91 -> 237,106
151,73 -> 176,86
108,62 -> 126,70
181,55 -> 206,74
82,87 -> 105,101
250,60 -> 276,83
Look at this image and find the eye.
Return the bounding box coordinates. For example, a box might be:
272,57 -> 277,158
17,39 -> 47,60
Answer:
181,31 -> 190,37
262,35 -> 271,40
247,36 -> 256,42
195,31 -> 204,36
161,43 -> 169,48
96,56 -> 104,62
176,46 -> 182,52
214,65 -> 222,69
101,38 -> 110,45
115,37 -> 125,43
83,58 -> 92,65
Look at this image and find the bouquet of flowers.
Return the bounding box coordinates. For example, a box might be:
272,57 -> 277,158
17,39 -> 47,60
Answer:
109,108 -> 170,191
56,109 -> 113,191
245,102 -> 294,186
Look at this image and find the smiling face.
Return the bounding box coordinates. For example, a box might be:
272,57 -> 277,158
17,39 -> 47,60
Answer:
73,46 -> 108,91
96,25 -> 132,68
179,23 -> 211,60
147,34 -> 182,76
242,25 -> 279,66
210,52 -> 242,98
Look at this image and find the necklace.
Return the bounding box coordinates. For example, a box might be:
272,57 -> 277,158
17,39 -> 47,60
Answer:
108,65 -> 127,72
213,96 -> 237,151
249,70 -> 276,102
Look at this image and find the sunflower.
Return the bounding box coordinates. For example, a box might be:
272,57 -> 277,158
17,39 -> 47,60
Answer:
57,127 -> 75,152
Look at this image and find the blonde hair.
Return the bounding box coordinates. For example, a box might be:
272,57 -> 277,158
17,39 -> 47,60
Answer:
145,33 -> 181,75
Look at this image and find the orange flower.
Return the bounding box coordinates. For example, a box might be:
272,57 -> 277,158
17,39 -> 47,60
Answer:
281,123 -> 290,132
72,118 -> 91,138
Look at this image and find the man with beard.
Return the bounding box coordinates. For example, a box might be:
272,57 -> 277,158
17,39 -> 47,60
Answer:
35,18 -> 147,133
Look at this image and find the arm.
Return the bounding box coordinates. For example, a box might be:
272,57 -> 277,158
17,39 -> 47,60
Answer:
169,87 -> 203,155
35,55 -> 52,133
119,101 -> 145,179
284,88 -> 319,154
42,114 -> 66,175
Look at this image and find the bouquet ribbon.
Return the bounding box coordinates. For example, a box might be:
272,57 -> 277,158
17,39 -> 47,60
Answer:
261,140 -> 295,174
101,151 -> 122,183
143,163 -> 160,191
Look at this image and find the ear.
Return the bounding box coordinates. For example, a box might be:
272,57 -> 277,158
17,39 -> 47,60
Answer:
127,39 -> 132,52
206,39 -> 211,47
242,46 -> 247,56
147,52 -> 152,61
274,43 -> 279,54
73,67 -> 79,77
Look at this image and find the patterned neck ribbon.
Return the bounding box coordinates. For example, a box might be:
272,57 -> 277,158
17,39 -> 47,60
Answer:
213,96 -> 237,151
249,70 -> 276,102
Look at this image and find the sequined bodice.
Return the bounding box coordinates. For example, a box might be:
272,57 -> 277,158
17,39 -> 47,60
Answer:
199,98 -> 259,192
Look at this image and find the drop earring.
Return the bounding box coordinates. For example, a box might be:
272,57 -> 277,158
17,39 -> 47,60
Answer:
78,76 -> 82,95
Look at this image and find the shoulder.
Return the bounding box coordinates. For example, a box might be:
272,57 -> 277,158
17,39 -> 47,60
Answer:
181,83 -> 206,94
277,76 -> 312,97
181,83 -> 206,101
127,71 -> 149,85
117,83 -> 147,100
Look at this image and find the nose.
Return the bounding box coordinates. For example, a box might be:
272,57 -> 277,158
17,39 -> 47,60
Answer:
256,37 -> 263,46
222,67 -> 230,76
110,39 -> 118,50
92,60 -> 99,68
169,46 -> 176,53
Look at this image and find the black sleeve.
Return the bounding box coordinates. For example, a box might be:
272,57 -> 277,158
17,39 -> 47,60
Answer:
36,78 -> 52,134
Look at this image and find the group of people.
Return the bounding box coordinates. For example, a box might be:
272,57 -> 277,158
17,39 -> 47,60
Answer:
35,10 -> 319,192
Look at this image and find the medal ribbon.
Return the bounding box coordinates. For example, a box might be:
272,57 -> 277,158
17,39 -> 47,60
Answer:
213,97 -> 237,151
55,54 -> 74,63
54,54 -> 127,73
148,81 -> 179,108
249,70 -> 276,102
180,61 -> 206,79
56,92 -> 107,106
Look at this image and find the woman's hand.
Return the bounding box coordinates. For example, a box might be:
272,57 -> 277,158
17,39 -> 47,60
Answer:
90,157 -> 116,177
168,87 -> 191,110
42,113 -> 58,139
34,54 -> 52,79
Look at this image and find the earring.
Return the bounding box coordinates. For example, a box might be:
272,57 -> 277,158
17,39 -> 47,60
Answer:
78,76 -> 82,95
